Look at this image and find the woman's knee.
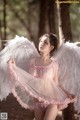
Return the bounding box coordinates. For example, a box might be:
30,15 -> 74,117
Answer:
47,104 -> 58,110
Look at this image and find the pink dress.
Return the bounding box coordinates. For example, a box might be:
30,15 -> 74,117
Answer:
8,58 -> 76,111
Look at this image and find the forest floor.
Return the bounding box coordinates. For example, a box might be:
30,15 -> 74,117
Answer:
0,94 -> 62,120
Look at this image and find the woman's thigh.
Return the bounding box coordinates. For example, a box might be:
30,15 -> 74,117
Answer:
43,105 -> 59,120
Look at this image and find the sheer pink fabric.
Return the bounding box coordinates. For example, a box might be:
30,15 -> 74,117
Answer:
8,58 -> 76,110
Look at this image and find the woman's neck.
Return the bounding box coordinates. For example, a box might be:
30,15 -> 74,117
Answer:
40,53 -> 51,62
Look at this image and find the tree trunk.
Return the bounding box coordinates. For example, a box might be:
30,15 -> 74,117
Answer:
0,19 -> 2,40
59,3 -> 73,42
48,0 -> 56,33
56,1 -> 75,120
0,20 -> 3,49
1,0 -> 7,48
3,0 -> 7,40
38,0 -> 56,38
38,0 -> 49,38
62,103 -> 77,120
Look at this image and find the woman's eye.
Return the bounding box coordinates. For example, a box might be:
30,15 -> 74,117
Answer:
44,41 -> 48,44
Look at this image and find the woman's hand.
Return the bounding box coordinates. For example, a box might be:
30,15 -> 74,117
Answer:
67,93 -> 77,103
67,93 -> 73,99
7,57 -> 16,65
67,93 -> 76,99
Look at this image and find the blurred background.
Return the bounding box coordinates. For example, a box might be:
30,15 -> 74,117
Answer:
0,0 -> 80,120
0,0 -> 80,47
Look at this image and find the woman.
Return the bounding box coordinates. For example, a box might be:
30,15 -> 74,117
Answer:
8,33 -> 76,120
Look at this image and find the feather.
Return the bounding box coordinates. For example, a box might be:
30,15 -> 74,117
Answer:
0,36 -> 80,113
53,42 -> 80,112
0,35 -> 39,100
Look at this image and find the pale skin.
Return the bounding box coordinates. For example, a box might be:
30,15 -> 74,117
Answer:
8,36 -> 75,120
31,36 -> 59,120
8,36 -> 59,120
33,36 -> 75,120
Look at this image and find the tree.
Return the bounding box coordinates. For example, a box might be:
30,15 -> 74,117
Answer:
38,0 -> 56,38
48,0 -> 56,33
57,1 -> 73,43
2,0 -> 7,40
38,0 -> 49,37
56,1 -> 76,120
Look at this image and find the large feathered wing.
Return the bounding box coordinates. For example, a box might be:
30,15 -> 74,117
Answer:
0,35 -> 39,101
1,37 -> 80,113
53,42 -> 80,113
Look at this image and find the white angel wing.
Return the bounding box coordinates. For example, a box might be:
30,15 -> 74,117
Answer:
53,42 -> 80,113
0,35 -> 39,100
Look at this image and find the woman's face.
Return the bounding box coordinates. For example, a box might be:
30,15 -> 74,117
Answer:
38,36 -> 53,54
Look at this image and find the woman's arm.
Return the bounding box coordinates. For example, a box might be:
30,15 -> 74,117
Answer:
53,61 -> 59,85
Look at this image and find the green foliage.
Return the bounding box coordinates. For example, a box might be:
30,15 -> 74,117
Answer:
0,0 -> 80,42
70,3 -> 80,41
0,0 -> 39,40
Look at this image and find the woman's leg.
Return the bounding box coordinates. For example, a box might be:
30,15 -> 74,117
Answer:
34,107 -> 45,120
43,105 -> 59,120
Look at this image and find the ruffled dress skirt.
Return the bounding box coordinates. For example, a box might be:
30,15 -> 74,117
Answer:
8,62 -> 76,111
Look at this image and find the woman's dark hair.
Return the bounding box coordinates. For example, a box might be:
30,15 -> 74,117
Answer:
39,33 -> 59,57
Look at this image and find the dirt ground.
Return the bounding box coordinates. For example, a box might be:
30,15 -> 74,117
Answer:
0,94 -> 62,120
0,94 -> 34,120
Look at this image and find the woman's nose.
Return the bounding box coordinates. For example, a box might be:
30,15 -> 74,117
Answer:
40,43 -> 44,47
